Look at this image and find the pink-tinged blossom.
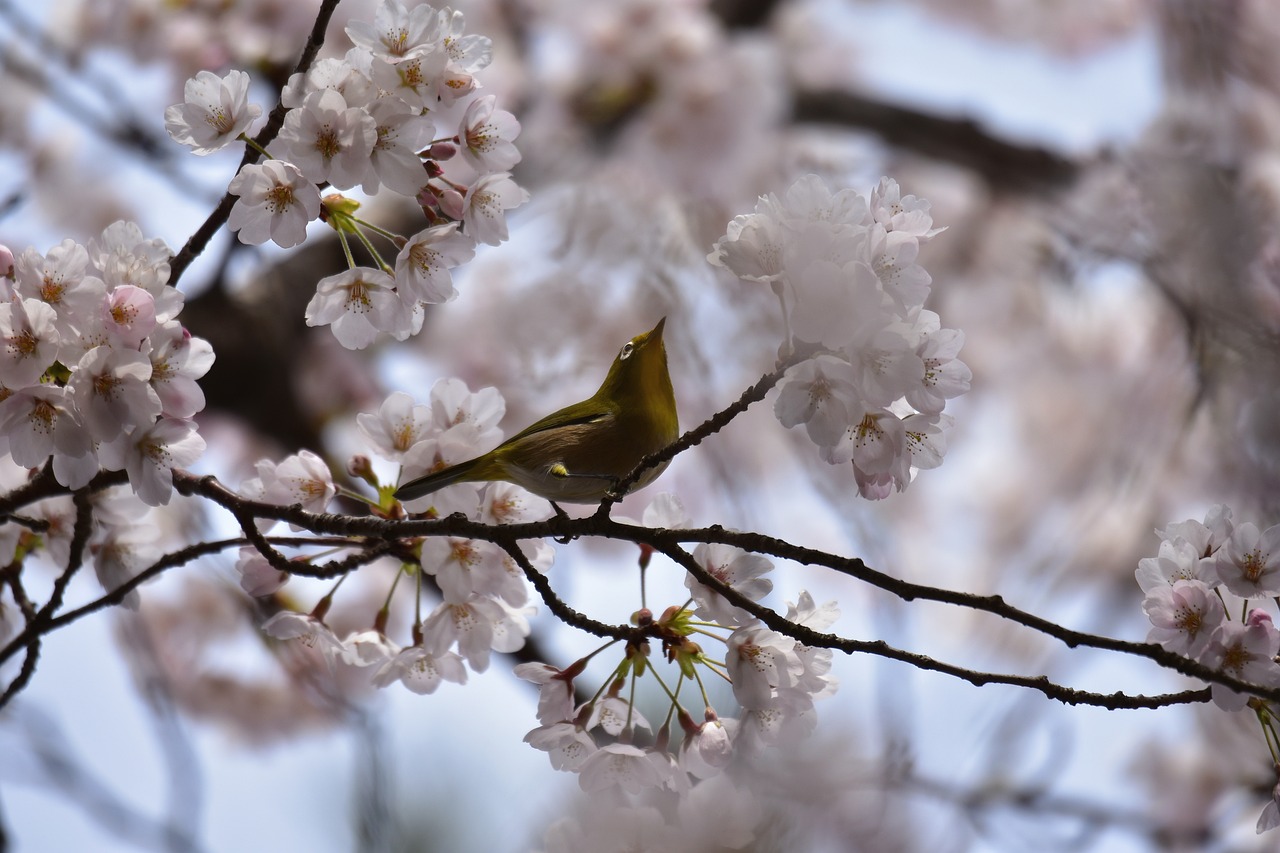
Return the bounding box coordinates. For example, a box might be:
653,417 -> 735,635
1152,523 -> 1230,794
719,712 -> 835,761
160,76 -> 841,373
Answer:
905,326 -> 972,415
781,174 -> 870,229
870,176 -> 945,240
304,267 -> 404,350
1213,522 -> 1280,598
902,411 -> 951,471
260,450 -> 336,514
394,223 -> 475,303
398,422 -> 489,516
52,446 -> 99,491
277,89 -> 377,189
439,8 -> 492,76
15,240 -> 92,319
577,743 -> 665,794
460,95 -> 521,172
227,160 -> 321,249
822,409 -> 909,483
726,625 -> 797,709
640,492 -> 690,529
1136,537 -> 1211,594
364,97 -> 434,195
845,326 -> 924,409
785,591 -> 840,697
462,172 -> 528,246
102,284 -> 157,348
345,0 -> 441,62
680,715 -> 735,780
421,595 -> 530,672
88,222 -> 172,295
235,546 -> 289,597
164,69 -> 262,155
100,417 -> 206,506
737,687 -> 817,751
1142,579 -> 1226,658
68,346 -> 162,441
341,630 -> 399,668
868,226 -> 932,310
1202,613 -> 1280,711
372,645 -> 467,694
428,377 -> 504,436
1258,766 -> 1280,834
514,662 -> 578,725
587,696 -> 651,738
480,481 -> 552,529
686,542 -> 774,627
146,321 -> 214,419
0,385 -> 91,469
707,205 -> 787,281
524,722 -> 597,772
1157,505 -> 1233,560
421,535 -> 506,604
370,48 -> 449,109
774,355 -> 862,448
89,523 -> 155,610
0,298 -> 59,387
357,391 -> 433,461
260,611 -> 345,665
789,258 -> 884,350
281,52 -> 377,111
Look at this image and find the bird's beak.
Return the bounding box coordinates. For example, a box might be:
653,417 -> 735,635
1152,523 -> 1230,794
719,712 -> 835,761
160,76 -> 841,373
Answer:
650,317 -> 666,343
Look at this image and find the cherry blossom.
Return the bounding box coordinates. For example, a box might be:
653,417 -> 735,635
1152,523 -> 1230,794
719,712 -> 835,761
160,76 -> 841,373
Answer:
227,160 -> 321,249
372,645 -> 467,694
1213,522 -> 1280,598
357,391 -> 434,461
100,417 -> 206,506
1142,579 -> 1226,658
394,223 -> 475,303
364,97 -> 435,195
462,172 -> 529,246
276,88 -> 377,190
685,542 -> 774,627
304,267 -> 403,350
460,95 -> 522,172
67,346 -> 162,440
164,69 -> 262,155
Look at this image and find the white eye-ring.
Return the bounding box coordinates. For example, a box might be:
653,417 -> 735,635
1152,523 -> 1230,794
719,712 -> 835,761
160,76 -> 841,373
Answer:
620,342 -> 635,359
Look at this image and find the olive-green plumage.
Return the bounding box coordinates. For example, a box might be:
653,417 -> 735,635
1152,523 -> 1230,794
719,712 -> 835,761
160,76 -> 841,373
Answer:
394,318 -> 678,504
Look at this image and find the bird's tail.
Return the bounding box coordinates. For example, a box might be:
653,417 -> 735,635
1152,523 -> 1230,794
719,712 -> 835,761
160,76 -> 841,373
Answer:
394,457 -> 482,502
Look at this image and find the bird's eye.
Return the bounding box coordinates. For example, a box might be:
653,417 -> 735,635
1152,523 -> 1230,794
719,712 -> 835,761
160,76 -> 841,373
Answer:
620,342 -> 635,360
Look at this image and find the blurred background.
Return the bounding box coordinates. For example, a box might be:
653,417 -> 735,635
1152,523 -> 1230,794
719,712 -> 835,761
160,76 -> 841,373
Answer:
2,0 -> 1279,850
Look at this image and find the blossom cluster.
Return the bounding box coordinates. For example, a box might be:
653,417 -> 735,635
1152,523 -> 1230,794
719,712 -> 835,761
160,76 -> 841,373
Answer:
517,494 -> 838,812
1136,505 -> 1280,833
0,223 -> 211,506
164,0 -> 526,351
249,380 -> 547,694
709,175 -> 970,499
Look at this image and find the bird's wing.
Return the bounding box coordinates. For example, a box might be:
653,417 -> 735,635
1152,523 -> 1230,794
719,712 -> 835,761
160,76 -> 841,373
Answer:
500,400 -> 617,447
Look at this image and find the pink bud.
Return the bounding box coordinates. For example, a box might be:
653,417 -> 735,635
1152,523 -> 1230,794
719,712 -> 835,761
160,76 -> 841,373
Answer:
428,140 -> 458,161
1248,609 -> 1275,630
0,244 -> 13,279
438,189 -> 466,220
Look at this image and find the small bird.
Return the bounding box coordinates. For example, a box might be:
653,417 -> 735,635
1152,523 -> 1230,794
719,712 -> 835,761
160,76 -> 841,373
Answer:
394,317 -> 678,505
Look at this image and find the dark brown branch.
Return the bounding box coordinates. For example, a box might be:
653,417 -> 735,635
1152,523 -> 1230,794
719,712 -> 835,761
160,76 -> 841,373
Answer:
167,0 -> 344,286
655,538 -> 1208,710
158,469 -> 1276,705
793,88 -> 1081,195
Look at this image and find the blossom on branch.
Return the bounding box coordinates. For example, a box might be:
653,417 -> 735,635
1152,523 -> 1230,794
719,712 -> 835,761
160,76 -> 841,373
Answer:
164,69 -> 262,155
